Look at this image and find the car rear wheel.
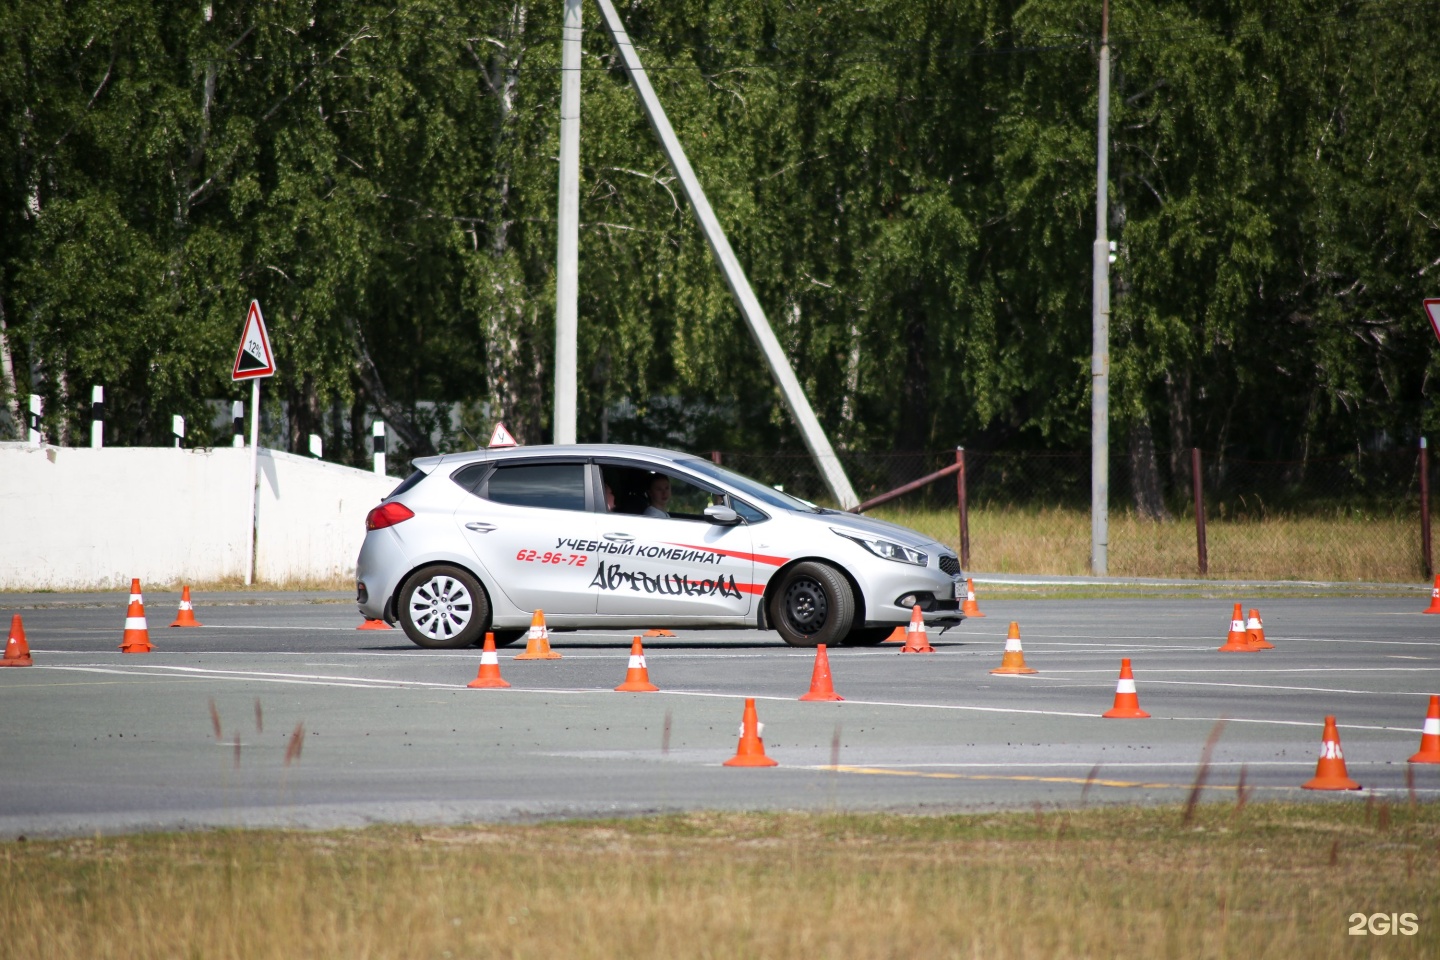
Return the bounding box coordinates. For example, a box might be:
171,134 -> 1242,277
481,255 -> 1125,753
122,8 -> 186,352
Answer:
769,561 -> 854,648
398,565 -> 488,649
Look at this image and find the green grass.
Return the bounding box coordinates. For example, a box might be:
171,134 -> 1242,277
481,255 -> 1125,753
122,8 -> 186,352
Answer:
872,504 -> 1424,583
2,802 -> 1436,959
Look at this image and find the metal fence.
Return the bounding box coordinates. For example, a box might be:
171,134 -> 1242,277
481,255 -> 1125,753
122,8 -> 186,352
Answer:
712,447 -> 1429,583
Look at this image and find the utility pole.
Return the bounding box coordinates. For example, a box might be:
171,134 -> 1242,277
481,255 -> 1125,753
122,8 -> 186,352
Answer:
1090,0 -> 1111,575
553,0 -> 582,445
593,0 -> 859,507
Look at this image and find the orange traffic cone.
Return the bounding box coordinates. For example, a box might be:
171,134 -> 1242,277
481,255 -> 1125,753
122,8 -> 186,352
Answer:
900,605 -> 934,653
723,698 -> 778,767
882,625 -> 907,643
1245,608 -> 1273,650
119,599 -> 153,653
1302,715 -> 1361,790
170,585 -> 203,627
467,633 -> 511,688
642,628 -> 676,638
514,609 -> 562,660
1102,658 -> 1150,718
128,577 -> 143,606
357,618 -> 393,630
1425,576 -> 1440,614
1218,603 -> 1255,652
960,578 -> 985,618
990,621 -> 1038,675
1408,695 -> 1440,764
1,614 -> 33,667
799,644 -> 844,701
615,637 -> 660,692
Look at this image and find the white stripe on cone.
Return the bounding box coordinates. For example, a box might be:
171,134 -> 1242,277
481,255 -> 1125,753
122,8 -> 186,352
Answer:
1424,718 -> 1440,735
1004,638 -> 1022,652
528,625 -> 546,639
1320,741 -> 1343,759
628,655 -> 645,668
178,601 -> 194,611
480,650 -> 498,665
1230,619 -> 1244,632
125,617 -> 148,630
1116,679 -> 1136,694
1245,616 -> 1260,629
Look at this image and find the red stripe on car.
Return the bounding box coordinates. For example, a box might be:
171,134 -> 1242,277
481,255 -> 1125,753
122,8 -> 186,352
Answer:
664,542 -> 790,567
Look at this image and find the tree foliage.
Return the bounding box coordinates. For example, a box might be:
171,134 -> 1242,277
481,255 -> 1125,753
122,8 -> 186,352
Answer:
2,0 -> 1436,503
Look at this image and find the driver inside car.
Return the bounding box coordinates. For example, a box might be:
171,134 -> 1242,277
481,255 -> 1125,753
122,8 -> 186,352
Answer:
642,474 -> 671,518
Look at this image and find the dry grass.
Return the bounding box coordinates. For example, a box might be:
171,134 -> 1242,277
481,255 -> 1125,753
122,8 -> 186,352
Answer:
873,504 -> 1422,582
2,803 -> 1436,959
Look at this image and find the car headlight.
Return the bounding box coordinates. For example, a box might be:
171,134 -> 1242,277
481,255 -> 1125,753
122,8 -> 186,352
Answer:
831,528 -> 928,566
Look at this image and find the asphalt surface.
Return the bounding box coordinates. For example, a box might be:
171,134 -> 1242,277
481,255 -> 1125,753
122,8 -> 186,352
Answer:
2,590 -> 1438,837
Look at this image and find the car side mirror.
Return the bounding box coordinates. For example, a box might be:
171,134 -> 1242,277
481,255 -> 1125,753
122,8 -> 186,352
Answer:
704,504 -> 740,525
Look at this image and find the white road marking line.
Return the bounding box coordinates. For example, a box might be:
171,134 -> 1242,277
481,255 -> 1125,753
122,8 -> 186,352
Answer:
20,669 -> 1427,734
853,761 -> 1324,769
39,665 -> 445,690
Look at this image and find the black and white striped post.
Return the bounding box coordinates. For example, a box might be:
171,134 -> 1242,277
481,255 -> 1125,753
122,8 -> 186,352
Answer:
372,420 -> 386,475
26,395 -> 42,444
232,401 -> 245,447
90,386 -> 104,448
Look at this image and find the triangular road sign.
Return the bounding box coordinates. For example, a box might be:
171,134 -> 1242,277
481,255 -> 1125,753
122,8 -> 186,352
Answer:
1426,299 -> 1440,346
232,300 -> 276,380
488,422 -> 518,448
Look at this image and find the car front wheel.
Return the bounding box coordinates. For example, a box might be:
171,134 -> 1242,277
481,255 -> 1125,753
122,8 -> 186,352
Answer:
769,561 -> 855,648
398,565 -> 489,649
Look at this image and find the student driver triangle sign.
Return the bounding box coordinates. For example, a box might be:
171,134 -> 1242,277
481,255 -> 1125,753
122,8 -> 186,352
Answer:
232,300 -> 276,380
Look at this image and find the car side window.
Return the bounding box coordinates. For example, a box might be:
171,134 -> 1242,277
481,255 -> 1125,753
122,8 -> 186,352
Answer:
483,463 -> 588,511
599,464 -> 721,522
730,498 -> 766,524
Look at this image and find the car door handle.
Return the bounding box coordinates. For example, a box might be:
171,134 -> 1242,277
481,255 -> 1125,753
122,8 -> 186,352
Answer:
465,522 -> 496,533
603,532 -> 634,542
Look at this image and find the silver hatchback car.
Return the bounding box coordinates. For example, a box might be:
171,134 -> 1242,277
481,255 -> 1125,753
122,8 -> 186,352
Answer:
356,444 -> 964,648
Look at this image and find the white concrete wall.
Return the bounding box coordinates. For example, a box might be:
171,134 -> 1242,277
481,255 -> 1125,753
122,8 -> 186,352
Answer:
0,443 -> 395,589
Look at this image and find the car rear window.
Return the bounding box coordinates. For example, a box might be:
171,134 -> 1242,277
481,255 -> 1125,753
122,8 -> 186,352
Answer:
485,463 -> 588,511
386,470 -> 427,500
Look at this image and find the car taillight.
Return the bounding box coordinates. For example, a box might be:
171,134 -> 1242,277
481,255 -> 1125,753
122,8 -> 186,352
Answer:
366,502 -> 415,531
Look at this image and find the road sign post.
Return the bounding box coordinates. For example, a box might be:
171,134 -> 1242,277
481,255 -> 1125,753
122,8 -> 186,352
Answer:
232,301 -> 276,586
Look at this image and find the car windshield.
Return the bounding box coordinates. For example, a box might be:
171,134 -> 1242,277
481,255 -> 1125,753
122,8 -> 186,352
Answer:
679,458 -> 821,513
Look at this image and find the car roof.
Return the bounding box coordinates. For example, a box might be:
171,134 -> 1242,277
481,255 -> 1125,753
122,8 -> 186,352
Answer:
410,443 -> 710,474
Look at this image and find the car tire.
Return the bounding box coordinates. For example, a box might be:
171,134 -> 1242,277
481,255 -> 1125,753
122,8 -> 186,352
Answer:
842,626 -> 895,646
398,565 -> 489,649
488,628 -> 526,648
768,561 -> 854,648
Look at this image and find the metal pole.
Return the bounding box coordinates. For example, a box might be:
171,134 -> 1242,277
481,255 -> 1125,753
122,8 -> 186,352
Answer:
246,378 -> 260,586
1192,447 -> 1207,576
90,386 -> 104,448
956,447 -> 970,569
593,0 -> 859,509
1422,437 -> 1432,580
553,0 -> 582,445
1090,0 -> 1111,575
